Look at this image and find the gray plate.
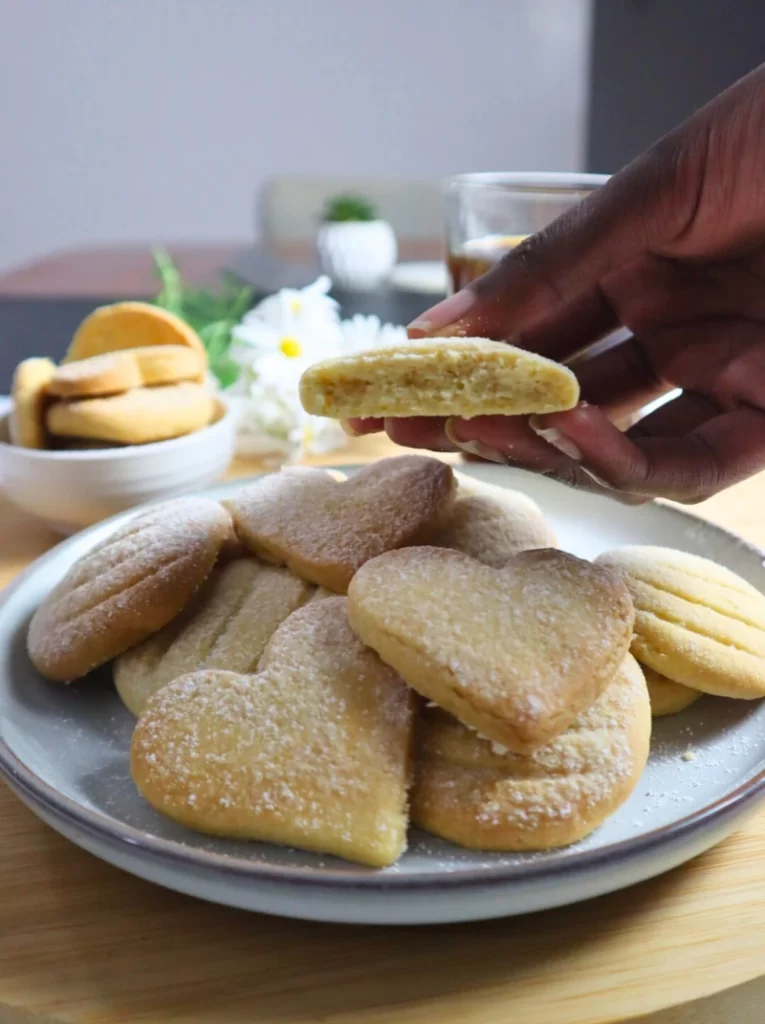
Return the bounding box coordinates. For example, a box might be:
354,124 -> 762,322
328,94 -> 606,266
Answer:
1,464 -> 764,925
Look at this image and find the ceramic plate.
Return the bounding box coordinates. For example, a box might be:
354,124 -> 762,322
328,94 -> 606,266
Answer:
1,464 -> 765,925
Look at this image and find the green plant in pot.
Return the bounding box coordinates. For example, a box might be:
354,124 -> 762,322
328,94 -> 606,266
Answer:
316,193 -> 397,291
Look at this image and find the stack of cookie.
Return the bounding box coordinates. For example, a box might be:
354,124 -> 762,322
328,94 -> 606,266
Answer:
25,455 -> 765,868
9,302 -> 215,449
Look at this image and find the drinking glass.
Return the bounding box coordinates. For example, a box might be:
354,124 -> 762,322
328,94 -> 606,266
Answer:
444,172 -> 609,293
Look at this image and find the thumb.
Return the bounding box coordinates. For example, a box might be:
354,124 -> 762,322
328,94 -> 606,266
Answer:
409,143 -> 696,360
407,149 -> 679,360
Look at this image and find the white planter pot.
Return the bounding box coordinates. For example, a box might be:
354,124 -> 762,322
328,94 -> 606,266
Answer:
316,220 -> 397,291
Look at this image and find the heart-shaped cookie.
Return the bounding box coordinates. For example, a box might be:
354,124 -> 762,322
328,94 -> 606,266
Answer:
348,547 -> 634,753
412,654 -> 651,851
225,455 -> 455,593
131,597 -> 416,867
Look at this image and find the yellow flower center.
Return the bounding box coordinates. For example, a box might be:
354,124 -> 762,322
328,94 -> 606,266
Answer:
290,298 -> 302,314
279,336 -> 303,358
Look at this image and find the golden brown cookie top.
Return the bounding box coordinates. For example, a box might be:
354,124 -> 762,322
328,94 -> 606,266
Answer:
596,545 -> 765,698
64,301 -> 207,365
431,490 -> 556,567
10,357 -> 57,448
348,546 -> 635,752
114,557 -> 315,715
131,597 -> 415,867
28,496 -> 232,682
412,654 -> 651,851
226,455 -> 456,593
48,345 -> 205,398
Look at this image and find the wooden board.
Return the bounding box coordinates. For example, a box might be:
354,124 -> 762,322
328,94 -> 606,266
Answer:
2,439 -> 765,1024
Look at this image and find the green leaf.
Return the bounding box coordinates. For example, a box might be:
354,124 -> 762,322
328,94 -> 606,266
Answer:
151,247 -> 184,317
322,193 -> 378,222
227,283 -> 255,323
148,247 -> 255,391
199,320 -> 233,363
212,355 -> 241,390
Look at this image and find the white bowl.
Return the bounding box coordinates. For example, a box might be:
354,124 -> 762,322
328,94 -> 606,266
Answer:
0,400 -> 236,534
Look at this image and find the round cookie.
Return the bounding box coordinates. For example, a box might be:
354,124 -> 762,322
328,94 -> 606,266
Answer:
27,497 -> 232,681
596,546 -> 765,699
46,382 -> 216,445
64,301 -> 206,366
10,357 -> 57,448
47,345 -> 205,398
412,654 -> 651,851
131,598 -> 416,868
642,665 -> 701,717
225,456 -> 456,593
114,558 -> 316,715
298,338 -> 579,420
432,475 -> 556,567
348,547 -> 634,753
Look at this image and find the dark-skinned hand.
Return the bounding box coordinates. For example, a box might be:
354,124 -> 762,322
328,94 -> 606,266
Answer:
349,65 -> 765,504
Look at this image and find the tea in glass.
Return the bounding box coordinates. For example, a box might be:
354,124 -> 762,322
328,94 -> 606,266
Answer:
444,173 -> 608,293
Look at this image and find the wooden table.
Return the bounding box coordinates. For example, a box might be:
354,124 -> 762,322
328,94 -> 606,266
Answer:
0,241 -> 443,297
0,244 -> 246,297
1,246 -> 765,1023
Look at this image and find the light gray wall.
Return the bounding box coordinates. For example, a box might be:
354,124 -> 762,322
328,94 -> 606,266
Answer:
0,0 -> 592,271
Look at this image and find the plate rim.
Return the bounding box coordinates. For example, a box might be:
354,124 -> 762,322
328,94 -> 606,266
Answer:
2,467 -> 765,893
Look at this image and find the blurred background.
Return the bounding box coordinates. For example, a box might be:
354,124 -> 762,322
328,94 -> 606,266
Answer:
0,0 -> 589,273
1,0 -> 765,401
1,0 -> 763,275
1,0 -> 765,525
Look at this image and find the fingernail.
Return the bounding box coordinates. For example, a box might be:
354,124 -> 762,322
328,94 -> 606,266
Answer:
529,418 -> 582,461
444,417 -> 507,465
408,288 -> 477,335
340,420 -> 361,438
579,465 -> 613,489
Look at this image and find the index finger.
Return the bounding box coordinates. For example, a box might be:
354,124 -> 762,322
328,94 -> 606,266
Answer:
410,148 -> 689,361
411,65 -> 765,361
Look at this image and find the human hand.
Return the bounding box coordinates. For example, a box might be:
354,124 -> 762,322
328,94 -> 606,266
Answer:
350,65 -> 765,503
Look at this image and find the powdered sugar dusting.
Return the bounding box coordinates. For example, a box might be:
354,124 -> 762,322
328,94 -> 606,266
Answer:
413,656 -> 649,846
28,497 -> 230,680
132,598 -> 414,866
226,456 -> 455,589
348,546 -> 633,748
115,558 -> 314,714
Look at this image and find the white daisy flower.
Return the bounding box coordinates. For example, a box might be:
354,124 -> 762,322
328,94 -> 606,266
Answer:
337,313 -> 407,352
235,275 -> 342,359
227,277 -> 404,459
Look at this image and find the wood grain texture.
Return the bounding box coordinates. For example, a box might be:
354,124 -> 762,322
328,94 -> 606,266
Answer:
1,439 -> 765,1024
